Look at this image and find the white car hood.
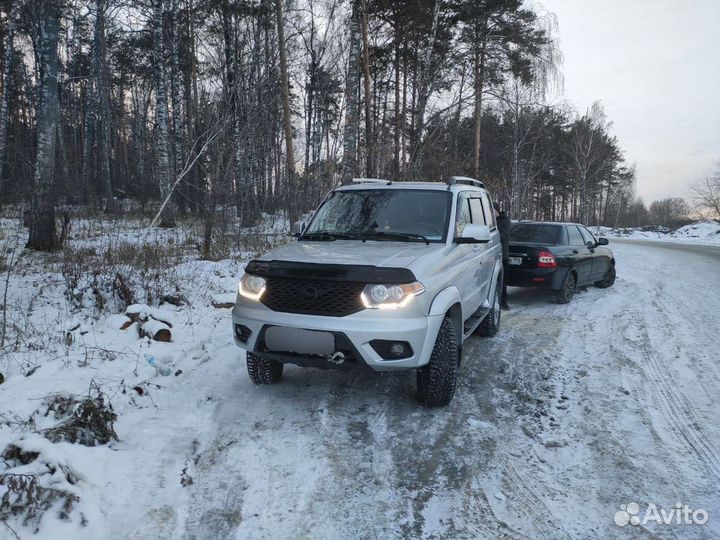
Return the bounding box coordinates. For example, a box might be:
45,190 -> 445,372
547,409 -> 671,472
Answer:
259,240 -> 445,268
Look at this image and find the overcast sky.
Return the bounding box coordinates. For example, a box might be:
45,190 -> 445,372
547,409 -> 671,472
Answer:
539,0 -> 720,204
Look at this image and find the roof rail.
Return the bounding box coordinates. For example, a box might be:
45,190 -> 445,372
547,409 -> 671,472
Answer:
447,176 -> 485,189
352,177 -> 391,184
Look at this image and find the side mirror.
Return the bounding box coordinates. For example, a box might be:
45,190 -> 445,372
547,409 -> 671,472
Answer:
597,237 -> 609,246
291,221 -> 306,237
457,224 -> 492,244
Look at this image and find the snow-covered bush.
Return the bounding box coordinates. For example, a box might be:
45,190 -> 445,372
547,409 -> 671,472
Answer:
1,436 -> 84,534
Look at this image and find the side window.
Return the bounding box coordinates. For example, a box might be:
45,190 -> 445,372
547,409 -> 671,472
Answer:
579,226 -> 596,246
482,194 -> 496,228
455,193 -> 471,236
567,225 -> 584,246
469,198 -> 486,225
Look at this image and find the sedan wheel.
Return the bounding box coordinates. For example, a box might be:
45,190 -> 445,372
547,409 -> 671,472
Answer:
594,264 -> 616,288
554,272 -> 576,304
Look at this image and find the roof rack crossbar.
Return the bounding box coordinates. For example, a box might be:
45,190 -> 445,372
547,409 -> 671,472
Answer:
352,177 -> 390,184
447,176 -> 485,189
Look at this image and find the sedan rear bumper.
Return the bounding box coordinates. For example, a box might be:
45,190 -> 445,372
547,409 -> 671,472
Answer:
506,267 -> 568,289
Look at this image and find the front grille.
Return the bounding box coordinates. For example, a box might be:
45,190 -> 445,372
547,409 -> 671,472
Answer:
261,278 -> 365,317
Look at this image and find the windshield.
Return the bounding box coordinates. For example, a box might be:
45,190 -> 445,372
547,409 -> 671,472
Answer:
511,223 -> 564,245
303,189 -> 451,242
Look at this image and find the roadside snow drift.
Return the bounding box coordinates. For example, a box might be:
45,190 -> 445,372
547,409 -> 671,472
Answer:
593,219 -> 720,246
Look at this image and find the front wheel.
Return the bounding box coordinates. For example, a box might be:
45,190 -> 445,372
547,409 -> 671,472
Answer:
247,352 -> 284,384
553,271 -> 576,304
416,317 -> 459,407
594,263 -> 616,288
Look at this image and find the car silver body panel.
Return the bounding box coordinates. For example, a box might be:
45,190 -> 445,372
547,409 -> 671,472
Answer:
232,182 -> 503,371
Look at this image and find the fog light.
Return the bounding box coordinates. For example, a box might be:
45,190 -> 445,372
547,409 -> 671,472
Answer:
370,340 -> 413,360
235,324 -> 252,343
390,343 -> 405,356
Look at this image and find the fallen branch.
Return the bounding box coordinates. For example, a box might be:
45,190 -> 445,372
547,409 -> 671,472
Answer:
150,125 -> 226,228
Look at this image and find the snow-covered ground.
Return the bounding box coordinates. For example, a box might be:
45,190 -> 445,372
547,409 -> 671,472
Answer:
1,219 -> 720,539
592,220 -> 720,246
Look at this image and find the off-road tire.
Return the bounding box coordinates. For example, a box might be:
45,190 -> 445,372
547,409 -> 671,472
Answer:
476,279 -> 502,337
594,263 -> 616,288
553,271 -> 576,304
416,317 -> 459,407
247,352 -> 284,384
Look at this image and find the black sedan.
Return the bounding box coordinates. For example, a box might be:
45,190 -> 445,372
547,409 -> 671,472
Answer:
505,221 -> 616,303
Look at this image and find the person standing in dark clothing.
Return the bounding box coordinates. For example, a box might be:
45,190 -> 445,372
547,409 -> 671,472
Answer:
494,202 -> 511,310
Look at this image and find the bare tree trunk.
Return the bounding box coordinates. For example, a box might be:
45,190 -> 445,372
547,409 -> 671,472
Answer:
409,0 -> 440,180
401,45 -> 407,177
186,0 -> 200,214
275,0 -> 297,223
153,0 -> 174,227
28,2 -> 60,251
170,0 -> 184,213
93,0 -> 113,212
360,0 -> 372,177
341,0 -> 360,184
81,76 -> 95,204
473,40 -> 486,180
0,0 -> 16,199
393,18 -> 401,178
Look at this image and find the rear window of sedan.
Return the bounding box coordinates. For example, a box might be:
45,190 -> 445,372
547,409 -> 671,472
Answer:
511,224 -> 564,244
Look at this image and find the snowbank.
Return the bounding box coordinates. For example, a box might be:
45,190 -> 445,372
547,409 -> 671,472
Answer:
0,215 -> 256,538
592,220 -> 720,246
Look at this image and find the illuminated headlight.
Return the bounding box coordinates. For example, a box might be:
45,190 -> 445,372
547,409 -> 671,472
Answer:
238,274 -> 266,301
361,282 -> 425,309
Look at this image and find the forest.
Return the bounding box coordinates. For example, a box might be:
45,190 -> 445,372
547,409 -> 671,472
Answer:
0,0 -> 690,251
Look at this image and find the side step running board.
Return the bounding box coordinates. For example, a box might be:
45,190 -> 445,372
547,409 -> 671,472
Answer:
463,306 -> 490,337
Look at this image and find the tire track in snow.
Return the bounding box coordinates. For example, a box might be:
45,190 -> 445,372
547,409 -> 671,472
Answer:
607,248 -> 720,482
496,457 -> 567,540
636,308 -> 720,479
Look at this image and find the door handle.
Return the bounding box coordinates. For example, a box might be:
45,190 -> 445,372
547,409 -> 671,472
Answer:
572,249 -> 579,254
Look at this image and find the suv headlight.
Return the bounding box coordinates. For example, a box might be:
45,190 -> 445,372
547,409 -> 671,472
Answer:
239,274 -> 266,301
361,282 -> 425,309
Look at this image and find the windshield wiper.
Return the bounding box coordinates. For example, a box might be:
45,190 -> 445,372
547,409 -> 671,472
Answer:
300,231 -> 365,241
360,231 -> 430,245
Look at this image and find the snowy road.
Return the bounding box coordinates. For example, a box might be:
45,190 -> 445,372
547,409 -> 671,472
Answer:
106,240 -> 720,540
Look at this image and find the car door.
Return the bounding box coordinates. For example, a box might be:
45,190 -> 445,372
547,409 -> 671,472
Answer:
579,226 -> 607,281
451,192 -> 480,318
567,225 -> 593,284
469,195 -> 496,304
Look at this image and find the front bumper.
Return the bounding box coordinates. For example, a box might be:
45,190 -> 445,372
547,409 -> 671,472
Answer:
231,298 -> 444,371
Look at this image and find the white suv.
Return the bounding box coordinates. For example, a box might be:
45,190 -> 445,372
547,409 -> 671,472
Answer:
232,177 -> 504,406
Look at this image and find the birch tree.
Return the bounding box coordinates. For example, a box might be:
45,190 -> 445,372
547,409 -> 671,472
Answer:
27,0 -> 61,251
153,0 -> 174,227
341,0 -> 360,184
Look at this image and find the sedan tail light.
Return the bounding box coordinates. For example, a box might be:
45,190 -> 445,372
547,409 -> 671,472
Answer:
537,249 -> 557,269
